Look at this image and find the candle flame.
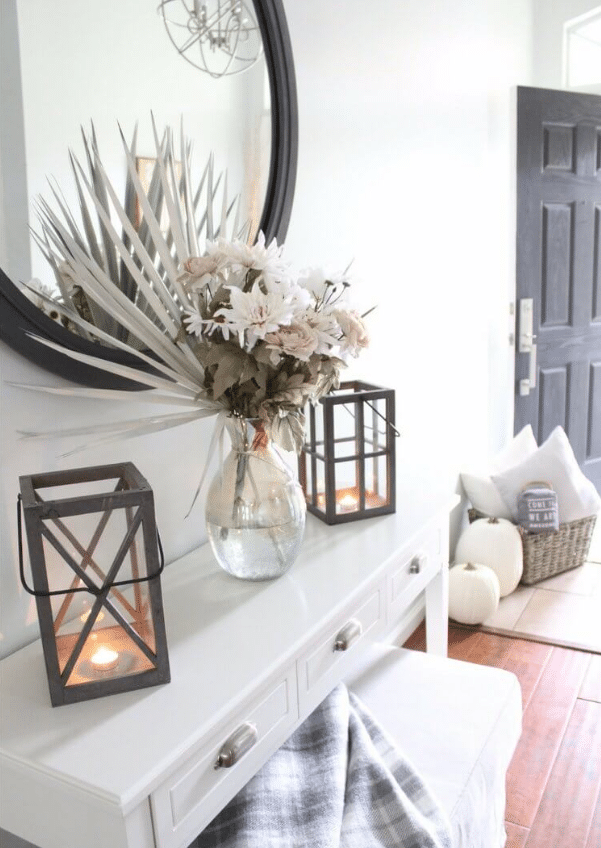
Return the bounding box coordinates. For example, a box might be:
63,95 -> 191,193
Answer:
90,646 -> 119,670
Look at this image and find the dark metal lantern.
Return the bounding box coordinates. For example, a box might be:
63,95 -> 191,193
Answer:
18,463 -> 170,706
299,381 -> 396,524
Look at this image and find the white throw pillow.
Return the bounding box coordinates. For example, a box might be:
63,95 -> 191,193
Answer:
460,473 -> 513,519
491,426 -> 601,524
460,425 -> 538,518
490,425 -> 537,472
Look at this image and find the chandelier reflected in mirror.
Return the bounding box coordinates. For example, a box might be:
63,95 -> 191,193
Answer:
158,0 -> 264,78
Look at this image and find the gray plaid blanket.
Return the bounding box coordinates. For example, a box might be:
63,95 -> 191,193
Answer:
196,684 -> 452,848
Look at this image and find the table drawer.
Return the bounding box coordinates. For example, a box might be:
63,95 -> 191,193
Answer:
387,525 -> 442,617
297,583 -> 385,713
150,667 -> 298,848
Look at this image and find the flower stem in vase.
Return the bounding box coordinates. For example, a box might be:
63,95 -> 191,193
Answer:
206,416 -> 306,580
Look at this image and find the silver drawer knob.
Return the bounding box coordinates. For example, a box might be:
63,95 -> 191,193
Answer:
334,619 -> 363,652
409,554 -> 425,574
215,722 -> 258,769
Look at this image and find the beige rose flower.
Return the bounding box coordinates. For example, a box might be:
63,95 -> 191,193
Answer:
179,255 -> 223,291
335,309 -> 370,357
264,320 -> 319,363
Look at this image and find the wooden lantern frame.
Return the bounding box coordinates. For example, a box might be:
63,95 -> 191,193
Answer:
299,381 -> 396,525
18,462 -> 170,706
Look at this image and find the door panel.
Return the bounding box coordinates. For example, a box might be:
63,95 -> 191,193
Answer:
515,86 -> 601,493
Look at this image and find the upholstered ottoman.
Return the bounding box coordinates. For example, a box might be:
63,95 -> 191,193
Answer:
347,646 -> 522,848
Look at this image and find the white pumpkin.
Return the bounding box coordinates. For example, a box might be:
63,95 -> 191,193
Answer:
448,562 -> 500,625
455,517 -> 523,597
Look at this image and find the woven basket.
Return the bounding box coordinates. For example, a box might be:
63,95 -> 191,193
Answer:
467,508 -> 597,585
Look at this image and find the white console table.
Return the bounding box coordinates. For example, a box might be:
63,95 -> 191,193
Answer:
1,487 -> 455,848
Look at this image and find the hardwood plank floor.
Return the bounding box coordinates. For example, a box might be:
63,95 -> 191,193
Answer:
580,654 -> 601,703
504,646 -> 590,827
504,822 -> 530,848
585,787 -> 601,848
525,699 -> 601,847
403,622 -> 601,846
499,638 -> 552,711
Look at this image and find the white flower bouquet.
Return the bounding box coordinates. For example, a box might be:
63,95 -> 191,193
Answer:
18,122 -> 370,512
177,234 -> 369,452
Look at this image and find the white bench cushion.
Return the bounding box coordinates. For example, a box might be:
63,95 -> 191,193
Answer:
347,646 -> 522,848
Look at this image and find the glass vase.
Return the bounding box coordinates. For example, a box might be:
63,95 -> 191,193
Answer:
205,416 -> 306,580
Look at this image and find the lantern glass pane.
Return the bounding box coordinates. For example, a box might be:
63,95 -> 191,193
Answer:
333,400 -> 360,458
334,460 -> 361,514
313,404 -> 325,458
315,457 -> 326,511
365,455 -> 390,509
40,505 -> 149,590
40,507 -> 158,686
363,398 -> 388,453
62,603 -> 156,686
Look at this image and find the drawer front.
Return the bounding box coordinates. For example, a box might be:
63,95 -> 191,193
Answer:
151,667 -> 298,848
297,583 -> 385,714
387,524 -> 442,619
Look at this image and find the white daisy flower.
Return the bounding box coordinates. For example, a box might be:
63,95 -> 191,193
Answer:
215,282 -> 296,349
217,231 -> 289,286
302,307 -> 342,355
182,307 -> 206,337
298,266 -> 352,307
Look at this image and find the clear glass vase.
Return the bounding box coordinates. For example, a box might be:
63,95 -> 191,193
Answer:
205,416 -> 306,580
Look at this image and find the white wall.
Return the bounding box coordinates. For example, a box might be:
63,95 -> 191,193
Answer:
284,0 -> 532,484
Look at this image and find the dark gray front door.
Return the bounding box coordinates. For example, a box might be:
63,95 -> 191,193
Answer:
515,85 -> 601,492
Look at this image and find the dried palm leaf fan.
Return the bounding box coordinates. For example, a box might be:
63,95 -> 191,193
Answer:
16,119 -> 245,455
28,120 -> 244,353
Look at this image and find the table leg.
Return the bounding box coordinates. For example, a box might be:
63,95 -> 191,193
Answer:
425,562 -> 449,656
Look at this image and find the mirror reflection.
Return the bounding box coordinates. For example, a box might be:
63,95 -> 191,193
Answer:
10,0 -> 270,340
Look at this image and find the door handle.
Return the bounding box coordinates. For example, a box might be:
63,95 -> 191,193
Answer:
519,342 -> 537,396
518,299 -> 537,396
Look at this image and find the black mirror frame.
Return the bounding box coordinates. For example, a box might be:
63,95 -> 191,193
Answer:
0,0 -> 297,389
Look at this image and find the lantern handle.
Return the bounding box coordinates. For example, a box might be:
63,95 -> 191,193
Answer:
17,494 -> 165,598
342,401 -> 401,438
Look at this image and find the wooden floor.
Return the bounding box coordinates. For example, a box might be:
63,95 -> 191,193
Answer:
403,623 -> 601,847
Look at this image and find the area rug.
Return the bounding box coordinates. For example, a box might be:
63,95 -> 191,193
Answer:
473,522 -> 601,654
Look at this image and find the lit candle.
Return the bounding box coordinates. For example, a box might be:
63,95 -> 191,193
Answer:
338,493 -> 359,511
90,646 -> 119,672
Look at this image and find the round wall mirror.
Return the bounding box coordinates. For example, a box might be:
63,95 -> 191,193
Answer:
0,0 -> 297,388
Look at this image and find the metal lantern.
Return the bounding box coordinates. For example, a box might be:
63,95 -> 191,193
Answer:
18,463 -> 170,707
299,381 -> 397,524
